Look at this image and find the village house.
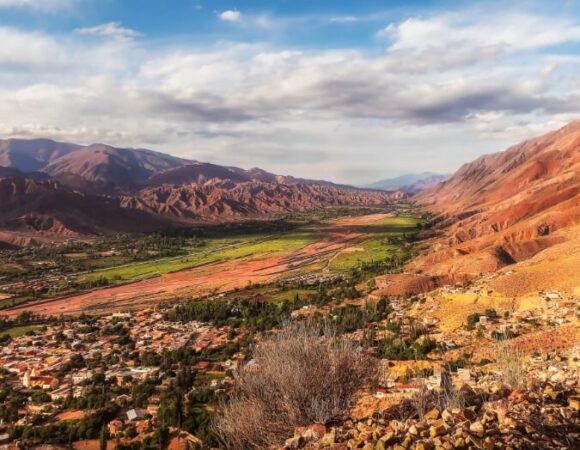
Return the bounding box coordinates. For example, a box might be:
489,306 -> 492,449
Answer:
108,419 -> 124,437
126,408 -> 148,422
22,370 -> 59,390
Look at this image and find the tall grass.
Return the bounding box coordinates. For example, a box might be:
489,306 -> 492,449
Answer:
494,339 -> 525,389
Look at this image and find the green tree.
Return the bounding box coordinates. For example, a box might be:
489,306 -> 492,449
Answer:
99,424 -> 108,450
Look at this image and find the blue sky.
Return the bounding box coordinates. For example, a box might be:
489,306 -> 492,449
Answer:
0,0 -> 579,183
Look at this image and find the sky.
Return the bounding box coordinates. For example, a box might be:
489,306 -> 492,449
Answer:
0,0 -> 579,184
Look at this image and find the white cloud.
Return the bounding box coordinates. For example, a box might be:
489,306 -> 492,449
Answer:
0,26 -> 64,67
1,9 -> 580,183
330,16 -> 358,24
219,10 -> 242,22
0,0 -> 72,10
217,10 -> 280,29
379,12 -> 580,52
75,22 -> 141,41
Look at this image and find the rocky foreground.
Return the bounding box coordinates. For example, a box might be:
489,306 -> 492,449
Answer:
283,351 -> 580,450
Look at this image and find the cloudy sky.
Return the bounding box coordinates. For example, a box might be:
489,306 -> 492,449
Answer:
1,0 -> 579,184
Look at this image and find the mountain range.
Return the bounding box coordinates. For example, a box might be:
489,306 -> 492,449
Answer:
401,121 -> 580,296
0,139 -> 403,246
365,172 -> 448,193
2,120 -> 579,283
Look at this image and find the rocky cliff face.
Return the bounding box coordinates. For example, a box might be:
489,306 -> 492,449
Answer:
411,121 -> 580,289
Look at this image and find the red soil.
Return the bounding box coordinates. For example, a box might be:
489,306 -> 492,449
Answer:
410,121 -> 580,293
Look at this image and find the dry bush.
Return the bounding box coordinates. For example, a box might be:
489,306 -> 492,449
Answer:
214,321 -> 379,450
495,339 -> 525,389
410,381 -> 431,420
438,386 -> 466,410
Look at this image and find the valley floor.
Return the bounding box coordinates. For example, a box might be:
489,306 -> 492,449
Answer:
0,212 -> 418,316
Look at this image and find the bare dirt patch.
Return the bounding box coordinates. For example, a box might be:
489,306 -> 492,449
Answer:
56,410 -> 88,421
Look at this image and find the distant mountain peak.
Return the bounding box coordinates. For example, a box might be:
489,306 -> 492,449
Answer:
365,172 -> 449,193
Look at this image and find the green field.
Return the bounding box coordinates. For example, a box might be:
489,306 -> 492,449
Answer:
0,297 -> 29,309
222,285 -> 318,304
0,210 -> 423,315
79,215 -> 419,284
80,229 -> 321,284
269,288 -> 318,303
329,216 -> 420,271
1,325 -> 42,337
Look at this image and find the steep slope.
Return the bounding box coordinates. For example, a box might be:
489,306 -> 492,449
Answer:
0,138 -> 81,172
146,162 -> 252,187
412,121 -> 580,292
148,164 -> 367,190
0,166 -> 25,178
43,144 -> 190,188
123,181 -> 402,220
0,177 -> 171,243
0,166 -> 50,181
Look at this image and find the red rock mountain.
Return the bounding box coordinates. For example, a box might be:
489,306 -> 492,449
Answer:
125,181 -> 400,220
0,138 -> 81,172
42,144 -> 192,190
411,121 -> 580,293
0,139 -> 402,245
0,178 -> 168,238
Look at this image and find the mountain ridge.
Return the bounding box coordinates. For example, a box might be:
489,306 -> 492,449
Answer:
0,138 -> 403,246
365,172 -> 449,192
404,121 -> 580,295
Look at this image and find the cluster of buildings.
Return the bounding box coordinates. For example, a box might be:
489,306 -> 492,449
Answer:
0,308 -> 238,441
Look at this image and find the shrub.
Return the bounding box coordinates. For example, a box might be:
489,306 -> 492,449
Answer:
410,381 -> 431,420
466,313 -> 481,330
214,321 -> 379,449
494,340 -> 524,388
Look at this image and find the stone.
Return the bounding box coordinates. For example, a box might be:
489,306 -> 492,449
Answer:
507,389 -> 525,404
430,423 -> 448,438
458,408 -> 476,421
320,432 -> 336,446
415,442 -> 433,450
441,409 -> 453,423
378,432 -> 395,445
483,437 -> 495,449
568,397 -> 580,410
543,385 -> 560,401
469,421 -> 485,437
284,436 -> 302,449
310,423 -> 327,438
301,428 -> 317,441
425,408 -> 441,420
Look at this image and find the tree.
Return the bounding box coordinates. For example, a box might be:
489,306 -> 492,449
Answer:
158,385 -> 183,428
99,424 -> 108,450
